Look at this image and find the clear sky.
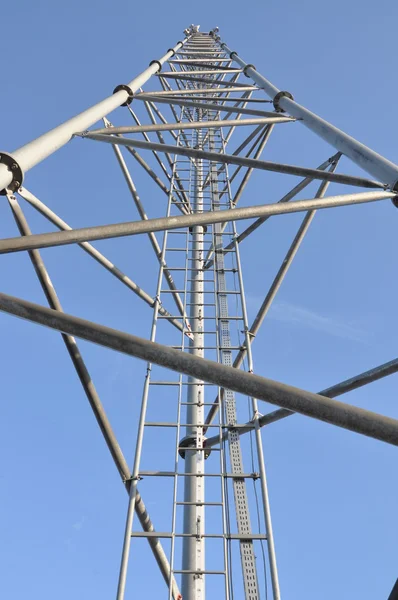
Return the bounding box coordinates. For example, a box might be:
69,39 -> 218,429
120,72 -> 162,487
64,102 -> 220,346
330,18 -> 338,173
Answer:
0,1 -> 397,599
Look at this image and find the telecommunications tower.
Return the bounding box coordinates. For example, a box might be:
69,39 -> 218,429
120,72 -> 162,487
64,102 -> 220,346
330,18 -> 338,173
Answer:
1,24 -> 398,600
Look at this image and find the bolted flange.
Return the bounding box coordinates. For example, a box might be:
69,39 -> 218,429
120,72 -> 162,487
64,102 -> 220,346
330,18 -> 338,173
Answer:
113,84 -> 134,106
273,90 -> 294,113
149,59 -> 162,72
0,152 -> 23,194
392,179 -> 398,204
243,63 -> 256,77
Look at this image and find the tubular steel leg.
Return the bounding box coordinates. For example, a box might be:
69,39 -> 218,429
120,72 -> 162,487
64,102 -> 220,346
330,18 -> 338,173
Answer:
220,40 -> 398,188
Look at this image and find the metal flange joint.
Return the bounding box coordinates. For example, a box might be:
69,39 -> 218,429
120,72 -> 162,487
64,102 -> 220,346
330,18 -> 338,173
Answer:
273,90 -> 294,113
113,84 -> 134,106
0,152 -> 23,195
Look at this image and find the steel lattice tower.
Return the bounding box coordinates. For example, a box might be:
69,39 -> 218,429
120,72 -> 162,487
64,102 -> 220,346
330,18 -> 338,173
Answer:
1,23 -> 398,600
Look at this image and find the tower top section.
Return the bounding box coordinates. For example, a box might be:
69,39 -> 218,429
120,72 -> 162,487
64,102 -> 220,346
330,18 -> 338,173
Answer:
183,24 -> 200,35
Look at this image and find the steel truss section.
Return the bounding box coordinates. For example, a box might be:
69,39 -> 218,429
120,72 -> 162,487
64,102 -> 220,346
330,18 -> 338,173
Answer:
1,22 -> 397,600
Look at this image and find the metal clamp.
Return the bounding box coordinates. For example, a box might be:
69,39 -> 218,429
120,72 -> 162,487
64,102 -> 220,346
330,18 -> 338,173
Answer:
243,63 -> 256,77
0,152 -> 23,194
178,435 -> 211,460
273,90 -> 294,113
167,48 -> 176,57
149,59 -> 162,72
113,84 -> 134,106
229,51 -> 238,60
189,225 -> 208,234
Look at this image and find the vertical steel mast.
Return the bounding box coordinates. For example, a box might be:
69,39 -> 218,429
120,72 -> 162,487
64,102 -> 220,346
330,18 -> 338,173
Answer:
1,21 -> 398,600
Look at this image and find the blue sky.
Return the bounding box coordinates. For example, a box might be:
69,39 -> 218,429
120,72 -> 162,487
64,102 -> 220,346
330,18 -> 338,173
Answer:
0,1 -> 397,599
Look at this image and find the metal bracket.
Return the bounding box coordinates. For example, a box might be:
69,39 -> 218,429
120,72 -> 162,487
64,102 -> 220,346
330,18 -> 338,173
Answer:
178,435 -> 211,459
113,84 -> 134,106
273,90 -> 294,113
150,59 -> 162,72
243,63 -> 256,77
0,152 -> 23,194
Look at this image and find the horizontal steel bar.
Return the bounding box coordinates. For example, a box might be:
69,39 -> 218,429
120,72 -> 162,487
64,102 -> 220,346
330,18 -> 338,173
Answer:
169,58 -> 232,63
130,532 -> 266,539
136,86 -> 257,96
205,357 -> 398,446
159,70 -> 243,75
157,73 -> 260,88
1,292 -> 398,446
89,117 -> 292,136
173,571 -> 225,575
150,95 -> 269,104
134,94 -> 280,117
83,135 -> 384,189
0,191 -> 393,255
168,60 -> 234,69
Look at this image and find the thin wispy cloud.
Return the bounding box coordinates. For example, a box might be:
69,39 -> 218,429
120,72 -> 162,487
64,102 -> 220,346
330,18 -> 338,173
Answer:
72,516 -> 86,532
263,300 -> 366,343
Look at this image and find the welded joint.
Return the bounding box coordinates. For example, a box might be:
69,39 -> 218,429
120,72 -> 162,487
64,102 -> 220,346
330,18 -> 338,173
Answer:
243,329 -> 256,339
0,153 -> 23,194
273,90 -> 294,113
243,64 -> 256,77
113,84 -> 134,106
329,151 -> 343,165
150,59 -> 162,73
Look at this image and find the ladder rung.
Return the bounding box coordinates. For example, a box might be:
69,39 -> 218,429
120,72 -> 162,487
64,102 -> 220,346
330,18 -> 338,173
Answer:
176,501 -> 223,506
173,570 -> 225,575
144,422 -> 221,428
170,346 -> 243,350
139,471 -> 259,478
178,446 -> 221,452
